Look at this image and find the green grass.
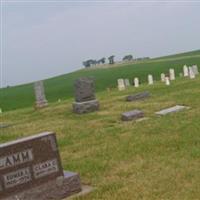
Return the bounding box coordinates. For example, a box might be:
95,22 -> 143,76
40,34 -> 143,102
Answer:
1,50 -> 200,112
1,75 -> 200,199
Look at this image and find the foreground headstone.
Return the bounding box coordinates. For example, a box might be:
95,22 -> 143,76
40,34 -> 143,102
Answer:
155,105 -> 188,115
148,74 -> 154,85
117,79 -> 126,91
161,73 -> 165,82
124,79 -> 130,87
0,132 -> 82,200
183,65 -> 189,77
189,66 -> 195,79
121,109 -> 144,121
134,77 -> 139,87
73,77 -> 99,114
126,91 -> 150,102
169,68 -> 175,80
34,81 -> 48,108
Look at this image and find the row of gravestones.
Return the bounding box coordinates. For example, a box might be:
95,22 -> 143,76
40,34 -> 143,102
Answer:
117,64 -> 199,90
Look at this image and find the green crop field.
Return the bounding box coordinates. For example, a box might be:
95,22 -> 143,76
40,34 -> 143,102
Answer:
1,50 -> 200,112
1,74 -> 200,199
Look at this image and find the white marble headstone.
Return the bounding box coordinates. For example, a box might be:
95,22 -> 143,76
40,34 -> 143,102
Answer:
134,78 -> 139,88
189,66 -> 195,79
161,73 -> 165,82
192,65 -> 199,75
117,79 -> 126,91
165,77 -> 170,86
148,74 -> 153,85
183,65 -> 189,77
124,79 -> 130,87
169,68 -> 175,80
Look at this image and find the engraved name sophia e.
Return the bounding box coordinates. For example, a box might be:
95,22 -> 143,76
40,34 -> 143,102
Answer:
0,149 -> 33,170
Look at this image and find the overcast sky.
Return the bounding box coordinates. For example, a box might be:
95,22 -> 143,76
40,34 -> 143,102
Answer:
1,0 -> 200,88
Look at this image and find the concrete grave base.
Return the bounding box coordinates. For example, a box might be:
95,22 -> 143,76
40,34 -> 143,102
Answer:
3,171 -> 82,200
73,100 -> 99,114
35,100 -> 48,109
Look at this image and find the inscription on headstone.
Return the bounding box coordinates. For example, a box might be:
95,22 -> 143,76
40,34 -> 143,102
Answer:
34,81 -> 48,108
0,132 -> 82,199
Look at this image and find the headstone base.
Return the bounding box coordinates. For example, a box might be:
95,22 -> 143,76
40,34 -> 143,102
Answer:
35,100 -> 48,109
3,171 -> 82,200
73,100 -> 99,114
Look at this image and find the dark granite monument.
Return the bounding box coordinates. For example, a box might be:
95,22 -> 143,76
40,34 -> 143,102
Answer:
34,81 -> 48,108
73,77 -> 99,114
0,132 -> 82,200
126,91 -> 150,102
121,109 -> 144,121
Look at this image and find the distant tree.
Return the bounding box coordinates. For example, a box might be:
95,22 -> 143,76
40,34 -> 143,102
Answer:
97,57 -> 106,65
123,55 -> 133,61
108,55 -> 115,64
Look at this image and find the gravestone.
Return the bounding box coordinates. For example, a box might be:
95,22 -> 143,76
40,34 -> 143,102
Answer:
183,65 -> 189,77
192,65 -> 199,75
73,77 -> 99,114
155,105 -> 188,115
124,79 -> 130,87
0,132 -> 82,200
169,68 -> 175,80
126,91 -> 150,102
161,73 -> 165,82
34,81 -> 48,108
189,66 -> 195,79
148,74 -> 153,85
134,77 -> 139,87
117,79 -> 126,91
165,77 -> 170,85
121,109 -> 144,121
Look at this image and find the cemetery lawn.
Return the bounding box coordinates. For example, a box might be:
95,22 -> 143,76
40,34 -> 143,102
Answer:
1,49 -> 200,112
1,76 -> 200,200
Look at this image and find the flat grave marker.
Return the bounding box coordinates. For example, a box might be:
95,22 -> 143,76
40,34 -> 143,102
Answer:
121,109 -> 144,121
126,91 -> 150,102
155,105 -> 188,116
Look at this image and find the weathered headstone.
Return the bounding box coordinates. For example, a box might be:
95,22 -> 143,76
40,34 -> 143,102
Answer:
148,74 -> 153,85
0,132 -> 82,200
183,65 -> 189,77
155,105 -> 188,115
189,66 -> 195,79
124,79 -> 130,87
117,79 -> 126,91
73,77 -> 99,114
34,81 -> 48,108
134,77 -> 139,88
165,77 -> 170,85
192,65 -> 199,75
169,68 -> 175,80
126,91 -> 150,102
121,109 -> 144,121
161,73 -> 165,82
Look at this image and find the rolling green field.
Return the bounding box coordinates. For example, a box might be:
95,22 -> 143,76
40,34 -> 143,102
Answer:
1,75 -> 200,199
1,50 -> 200,112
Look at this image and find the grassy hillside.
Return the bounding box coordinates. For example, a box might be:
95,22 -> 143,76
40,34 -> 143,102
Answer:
1,76 -> 200,199
1,50 -> 200,112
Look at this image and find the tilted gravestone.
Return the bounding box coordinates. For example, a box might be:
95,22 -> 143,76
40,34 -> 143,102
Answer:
34,81 -> 48,108
121,109 -> 144,121
126,91 -> 150,102
0,132 -> 82,200
73,77 -> 99,114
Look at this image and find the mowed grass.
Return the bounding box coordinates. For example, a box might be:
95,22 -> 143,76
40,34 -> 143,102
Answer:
1,75 -> 200,199
1,50 -> 200,112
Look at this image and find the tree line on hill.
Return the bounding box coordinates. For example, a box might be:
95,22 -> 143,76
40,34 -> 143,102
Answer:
83,54 -> 150,68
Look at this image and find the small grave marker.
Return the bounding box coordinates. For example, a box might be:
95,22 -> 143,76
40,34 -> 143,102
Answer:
134,77 -> 139,88
117,79 -> 126,91
126,91 -> 150,102
148,74 -> 154,85
121,109 -> 144,121
155,105 -> 188,115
